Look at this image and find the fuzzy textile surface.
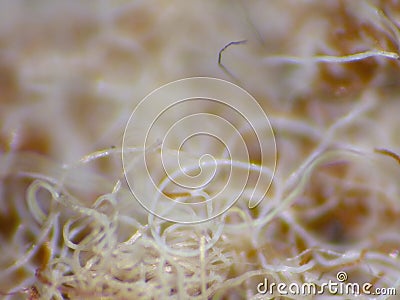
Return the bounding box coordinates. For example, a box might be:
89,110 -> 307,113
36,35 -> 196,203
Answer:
0,1 -> 400,299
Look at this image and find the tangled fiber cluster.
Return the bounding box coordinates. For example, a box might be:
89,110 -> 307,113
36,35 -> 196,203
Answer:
1,0 -> 400,299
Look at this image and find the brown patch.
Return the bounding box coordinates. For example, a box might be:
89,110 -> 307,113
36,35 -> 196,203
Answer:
0,62 -> 19,104
313,1 -> 397,97
316,59 -> 379,97
297,158 -> 399,247
245,248 -> 259,263
0,208 -> 19,240
0,132 -> 8,152
32,242 -> 51,270
248,204 -> 261,219
13,126 -> 52,156
304,197 -> 369,244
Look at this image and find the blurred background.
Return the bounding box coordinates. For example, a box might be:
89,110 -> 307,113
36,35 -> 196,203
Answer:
1,0 -> 400,299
